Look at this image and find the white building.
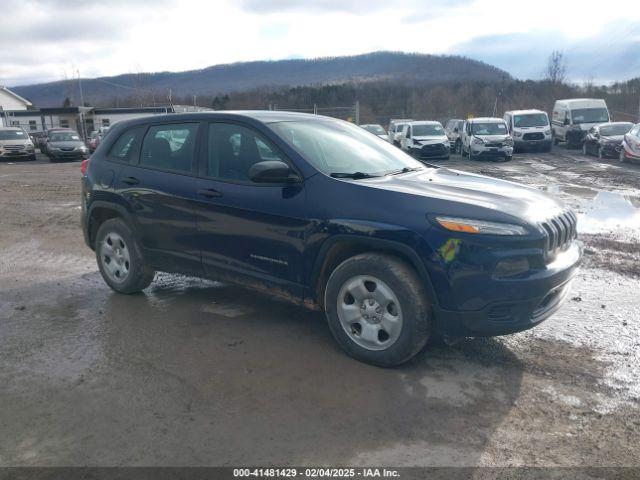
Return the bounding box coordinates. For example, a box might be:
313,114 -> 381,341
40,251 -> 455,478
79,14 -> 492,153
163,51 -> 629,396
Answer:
0,86 -> 32,111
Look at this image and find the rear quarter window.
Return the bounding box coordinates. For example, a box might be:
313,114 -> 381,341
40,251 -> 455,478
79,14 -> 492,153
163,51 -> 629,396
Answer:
107,127 -> 145,162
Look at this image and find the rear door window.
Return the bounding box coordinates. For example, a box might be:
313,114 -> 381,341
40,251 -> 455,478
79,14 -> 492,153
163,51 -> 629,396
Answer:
140,123 -> 199,173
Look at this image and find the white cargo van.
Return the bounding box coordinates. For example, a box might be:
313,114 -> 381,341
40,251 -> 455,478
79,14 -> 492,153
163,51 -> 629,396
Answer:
551,99 -> 610,148
503,109 -> 552,152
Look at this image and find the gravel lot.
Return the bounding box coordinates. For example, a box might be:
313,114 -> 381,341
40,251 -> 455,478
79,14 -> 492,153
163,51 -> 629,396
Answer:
0,147 -> 639,467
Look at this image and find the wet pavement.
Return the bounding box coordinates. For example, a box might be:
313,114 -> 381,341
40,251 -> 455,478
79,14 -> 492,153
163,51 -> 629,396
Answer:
0,148 -> 639,466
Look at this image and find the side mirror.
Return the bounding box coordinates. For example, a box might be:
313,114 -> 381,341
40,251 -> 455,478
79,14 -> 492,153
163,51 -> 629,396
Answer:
563,118 -> 570,126
249,160 -> 298,183
453,127 -> 459,133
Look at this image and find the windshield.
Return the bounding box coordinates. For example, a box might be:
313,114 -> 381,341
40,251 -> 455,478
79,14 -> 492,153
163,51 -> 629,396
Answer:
412,124 -> 444,136
394,124 -> 407,132
362,125 -> 386,135
0,130 -> 27,141
514,113 -> 549,128
471,122 -> 508,135
600,123 -> 632,136
50,132 -> 81,142
572,108 -> 609,124
270,120 -> 423,176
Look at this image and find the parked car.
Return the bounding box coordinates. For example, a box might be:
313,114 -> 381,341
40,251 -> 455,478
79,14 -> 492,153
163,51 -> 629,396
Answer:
46,130 -> 88,162
551,99 -> 610,149
88,131 -> 99,153
0,127 -> 36,161
360,124 -> 390,142
444,119 -> 465,153
582,122 -> 634,159
619,123 -> 640,163
387,118 -> 414,146
460,117 -> 514,161
29,131 -> 47,150
400,121 -> 449,159
42,127 -> 76,155
503,109 -> 552,152
82,111 -> 581,367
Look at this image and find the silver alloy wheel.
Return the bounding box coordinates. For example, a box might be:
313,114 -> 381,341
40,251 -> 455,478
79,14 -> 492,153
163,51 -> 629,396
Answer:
100,232 -> 131,283
336,275 -> 403,351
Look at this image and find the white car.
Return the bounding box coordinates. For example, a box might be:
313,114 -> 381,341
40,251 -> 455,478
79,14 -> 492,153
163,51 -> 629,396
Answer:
503,109 -> 552,152
551,98 -> 610,149
360,124 -> 390,142
387,119 -> 414,146
400,121 -> 450,160
460,117 -> 514,161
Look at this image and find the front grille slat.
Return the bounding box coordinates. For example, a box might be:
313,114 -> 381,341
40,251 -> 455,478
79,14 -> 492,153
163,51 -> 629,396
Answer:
540,210 -> 577,261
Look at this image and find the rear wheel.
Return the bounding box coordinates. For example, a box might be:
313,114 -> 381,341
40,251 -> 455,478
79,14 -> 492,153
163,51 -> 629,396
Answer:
95,218 -> 155,294
324,253 -> 431,367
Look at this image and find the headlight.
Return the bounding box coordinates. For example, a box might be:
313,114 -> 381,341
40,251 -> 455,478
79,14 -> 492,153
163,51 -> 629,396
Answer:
443,140 -> 450,147
544,129 -> 551,135
513,131 -> 523,137
472,137 -> 484,145
435,216 -> 528,235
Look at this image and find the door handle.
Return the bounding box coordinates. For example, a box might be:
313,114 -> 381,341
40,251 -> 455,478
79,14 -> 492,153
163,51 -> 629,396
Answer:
121,176 -> 140,185
197,188 -> 223,198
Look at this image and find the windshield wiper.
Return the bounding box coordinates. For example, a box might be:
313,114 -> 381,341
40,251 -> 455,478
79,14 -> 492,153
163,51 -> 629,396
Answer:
330,172 -> 381,179
386,166 -> 423,176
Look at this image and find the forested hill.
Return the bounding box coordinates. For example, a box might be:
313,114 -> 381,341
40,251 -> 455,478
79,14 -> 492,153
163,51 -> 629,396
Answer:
12,51 -> 510,107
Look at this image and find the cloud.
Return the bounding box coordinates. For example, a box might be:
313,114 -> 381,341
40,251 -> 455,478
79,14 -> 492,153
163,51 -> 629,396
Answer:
449,20 -> 640,82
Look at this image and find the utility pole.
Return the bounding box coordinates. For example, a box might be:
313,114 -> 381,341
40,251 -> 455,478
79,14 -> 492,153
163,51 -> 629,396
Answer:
77,69 -> 86,141
355,100 -> 360,125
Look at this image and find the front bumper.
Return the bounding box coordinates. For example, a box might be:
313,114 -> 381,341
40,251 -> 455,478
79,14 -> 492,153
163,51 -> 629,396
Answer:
49,150 -> 86,160
430,240 -> 582,337
471,145 -> 514,158
514,138 -> 552,149
0,150 -> 34,159
410,143 -> 450,159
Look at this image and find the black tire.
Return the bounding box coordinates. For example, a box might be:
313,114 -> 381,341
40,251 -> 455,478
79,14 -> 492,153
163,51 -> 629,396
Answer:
95,218 -> 155,294
29,154 -> 37,161
455,140 -> 462,155
324,253 -> 431,367
504,155 -> 513,162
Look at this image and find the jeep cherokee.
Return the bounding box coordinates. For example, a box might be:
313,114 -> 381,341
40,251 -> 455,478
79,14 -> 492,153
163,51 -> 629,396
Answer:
81,111 -> 581,367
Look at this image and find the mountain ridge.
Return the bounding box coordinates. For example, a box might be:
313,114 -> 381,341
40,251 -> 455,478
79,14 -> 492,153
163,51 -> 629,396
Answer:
10,51 -> 511,107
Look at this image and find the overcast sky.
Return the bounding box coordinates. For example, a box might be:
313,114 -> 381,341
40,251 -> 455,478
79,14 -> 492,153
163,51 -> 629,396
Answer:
2,0 -> 639,87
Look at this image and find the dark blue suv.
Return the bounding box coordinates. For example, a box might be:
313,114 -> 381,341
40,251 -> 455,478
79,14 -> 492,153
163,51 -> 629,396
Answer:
81,111 -> 581,366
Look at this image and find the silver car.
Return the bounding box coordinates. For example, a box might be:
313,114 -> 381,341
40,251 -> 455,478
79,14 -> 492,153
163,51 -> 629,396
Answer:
0,127 -> 36,161
45,131 -> 88,162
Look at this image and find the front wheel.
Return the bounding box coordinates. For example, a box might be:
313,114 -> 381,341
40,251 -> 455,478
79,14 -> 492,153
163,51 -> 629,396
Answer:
324,253 -> 431,367
95,218 -> 155,294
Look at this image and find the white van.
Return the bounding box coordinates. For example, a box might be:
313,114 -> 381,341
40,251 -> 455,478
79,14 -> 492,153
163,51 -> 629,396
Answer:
503,109 -> 552,152
551,99 -> 610,148
399,121 -> 449,159
387,119 -> 414,146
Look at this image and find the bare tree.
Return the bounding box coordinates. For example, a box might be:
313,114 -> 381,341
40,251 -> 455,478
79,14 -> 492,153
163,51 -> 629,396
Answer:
544,51 -> 567,84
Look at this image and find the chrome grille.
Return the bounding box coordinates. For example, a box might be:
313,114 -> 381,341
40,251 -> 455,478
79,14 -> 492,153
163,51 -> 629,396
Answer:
3,144 -> 25,151
541,211 -> 577,257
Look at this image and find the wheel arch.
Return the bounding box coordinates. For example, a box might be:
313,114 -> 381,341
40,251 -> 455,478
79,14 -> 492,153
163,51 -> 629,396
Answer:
308,235 -> 439,311
86,201 -> 137,250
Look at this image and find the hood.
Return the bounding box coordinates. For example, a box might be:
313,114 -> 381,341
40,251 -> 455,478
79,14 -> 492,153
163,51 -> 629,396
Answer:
601,135 -> 624,143
48,141 -> 85,149
360,167 -> 564,225
413,135 -> 447,144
